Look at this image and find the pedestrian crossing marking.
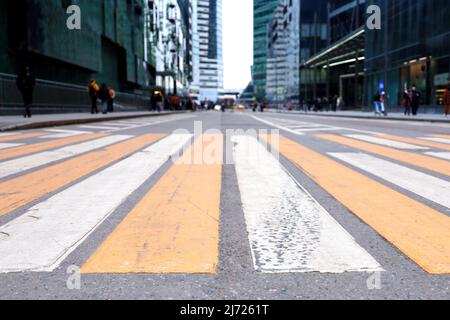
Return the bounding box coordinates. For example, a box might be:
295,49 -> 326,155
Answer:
0,132 -> 47,143
344,134 -> 428,150
378,134 -> 450,152
318,134 -> 450,177
425,152 -> 450,161
0,132 -> 107,161
232,135 -> 382,273
0,134 -> 166,217
0,135 -> 132,179
250,116 -> 304,135
81,134 -> 222,274
432,134 -> 450,140
40,129 -> 90,139
329,152 -> 450,208
262,134 -> 450,274
0,143 -> 24,150
420,137 -> 450,145
0,134 -> 192,273
79,125 -> 124,131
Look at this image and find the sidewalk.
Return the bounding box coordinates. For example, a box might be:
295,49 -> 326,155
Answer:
0,111 -> 184,132
270,110 -> 450,123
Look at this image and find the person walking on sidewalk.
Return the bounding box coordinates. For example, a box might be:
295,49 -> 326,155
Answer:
410,85 -> 421,116
16,66 -> 36,118
98,84 -> 110,114
380,91 -> 388,116
402,89 -> 412,116
444,82 -> 450,117
107,87 -> 116,112
373,91 -> 382,116
87,80 -> 100,114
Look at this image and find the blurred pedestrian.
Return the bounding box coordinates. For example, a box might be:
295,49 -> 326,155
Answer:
108,87 -> 116,112
16,66 -> 36,118
171,94 -> 181,110
98,84 -> 110,114
372,91 -> 382,115
402,89 -> 411,116
443,82 -> 450,117
380,91 -> 388,116
410,85 -> 421,116
186,98 -> 193,112
87,80 -> 100,114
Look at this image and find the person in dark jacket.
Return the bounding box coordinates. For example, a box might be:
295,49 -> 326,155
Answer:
16,66 -> 36,118
186,98 -> 193,111
98,84 -> 110,114
402,89 -> 412,116
410,85 -> 421,116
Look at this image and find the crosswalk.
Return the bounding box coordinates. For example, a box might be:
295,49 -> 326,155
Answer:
0,126 -> 449,275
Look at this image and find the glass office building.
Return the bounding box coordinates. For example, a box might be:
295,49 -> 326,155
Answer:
197,0 -> 224,101
365,0 -> 450,111
253,0 -> 279,101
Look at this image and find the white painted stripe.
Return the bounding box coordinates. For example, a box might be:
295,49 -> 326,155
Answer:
329,152 -> 450,209
78,125 -> 123,131
347,134 -> 429,150
232,135 -> 383,273
0,133 -> 20,137
79,115 -> 197,133
251,116 -> 304,135
92,122 -> 132,128
0,135 -> 131,179
115,121 -> 149,126
0,143 -> 24,150
41,129 -> 90,139
0,134 -> 192,273
251,115 -> 380,135
425,152 -> 450,161
287,124 -> 325,129
295,127 -> 340,132
420,137 -> 450,145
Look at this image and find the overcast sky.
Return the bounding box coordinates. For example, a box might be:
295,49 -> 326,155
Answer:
222,0 -> 253,91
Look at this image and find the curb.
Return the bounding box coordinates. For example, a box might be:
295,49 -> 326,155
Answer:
0,112 -> 186,132
275,112 -> 450,124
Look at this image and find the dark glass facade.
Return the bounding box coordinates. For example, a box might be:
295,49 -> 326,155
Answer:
208,0 -> 218,60
365,0 -> 450,111
253,0 -> 279,100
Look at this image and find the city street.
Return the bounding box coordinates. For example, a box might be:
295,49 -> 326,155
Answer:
0,111 -> 448,300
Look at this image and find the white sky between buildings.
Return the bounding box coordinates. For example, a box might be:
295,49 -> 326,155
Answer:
222,0 -> 253,91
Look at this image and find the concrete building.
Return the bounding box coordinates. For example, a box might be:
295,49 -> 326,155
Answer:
151,0 -> 191,95
197,0 -> 224,102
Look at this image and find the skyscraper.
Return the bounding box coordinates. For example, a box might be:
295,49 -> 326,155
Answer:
197,0 -> 224,101
253,0 -> 279,101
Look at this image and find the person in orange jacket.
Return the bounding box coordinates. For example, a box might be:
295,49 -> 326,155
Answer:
87,80 -> 100,114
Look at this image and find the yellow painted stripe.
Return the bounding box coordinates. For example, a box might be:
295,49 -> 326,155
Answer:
0,132 -> 47,143
81,134 -> 223,274
318,134 -> 450,176
0,134 -> 166,217
0,132 -> 107,161
378,133 -> 450,152
262,134 -> 450,274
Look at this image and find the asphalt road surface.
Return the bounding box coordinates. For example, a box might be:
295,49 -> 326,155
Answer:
0,111 -> 449,300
